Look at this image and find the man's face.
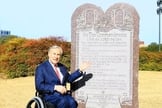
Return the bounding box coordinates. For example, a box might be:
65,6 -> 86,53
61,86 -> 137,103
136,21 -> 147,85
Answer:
48,48 -> 61,64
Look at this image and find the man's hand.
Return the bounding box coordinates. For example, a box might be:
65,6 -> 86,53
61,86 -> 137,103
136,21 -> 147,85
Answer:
79,61 -> 91,72
54,85 -> 67,94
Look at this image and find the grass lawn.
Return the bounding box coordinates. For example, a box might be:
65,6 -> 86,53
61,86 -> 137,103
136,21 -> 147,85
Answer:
139,71 -> 162,108
0,71 -> 162,108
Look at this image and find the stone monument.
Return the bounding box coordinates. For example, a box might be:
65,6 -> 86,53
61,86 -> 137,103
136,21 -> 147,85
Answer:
71,3 -> 139,108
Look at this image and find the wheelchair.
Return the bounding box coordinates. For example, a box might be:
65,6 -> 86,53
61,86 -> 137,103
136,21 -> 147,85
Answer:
26,72 -> 92,108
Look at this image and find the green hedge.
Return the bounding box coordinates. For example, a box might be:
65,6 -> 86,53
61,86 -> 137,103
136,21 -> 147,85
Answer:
139,46 -> 162,71
0,36 -> 70,78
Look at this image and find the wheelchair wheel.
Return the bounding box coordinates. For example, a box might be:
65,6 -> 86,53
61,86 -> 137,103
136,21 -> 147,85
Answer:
26,96 -> 46,108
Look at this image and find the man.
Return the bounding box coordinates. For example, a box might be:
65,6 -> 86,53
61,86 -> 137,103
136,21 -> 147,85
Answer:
35,45 -> 90,108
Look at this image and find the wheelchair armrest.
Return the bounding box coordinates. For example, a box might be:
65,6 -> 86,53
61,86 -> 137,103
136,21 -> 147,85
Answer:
35,90 -> 52,96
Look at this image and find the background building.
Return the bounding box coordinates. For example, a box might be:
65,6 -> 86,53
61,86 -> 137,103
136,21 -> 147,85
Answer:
0,30 -> 11,36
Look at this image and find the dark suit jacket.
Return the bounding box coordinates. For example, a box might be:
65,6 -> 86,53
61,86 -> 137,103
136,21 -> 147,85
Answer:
35,60 -> 83,94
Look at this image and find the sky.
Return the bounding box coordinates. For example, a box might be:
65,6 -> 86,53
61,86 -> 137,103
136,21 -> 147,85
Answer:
0,0 -> 160,45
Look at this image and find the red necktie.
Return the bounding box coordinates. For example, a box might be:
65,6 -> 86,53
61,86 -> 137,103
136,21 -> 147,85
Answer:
54,65 -> 61,80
